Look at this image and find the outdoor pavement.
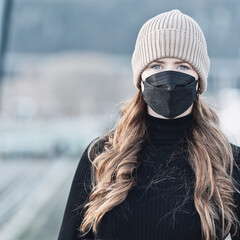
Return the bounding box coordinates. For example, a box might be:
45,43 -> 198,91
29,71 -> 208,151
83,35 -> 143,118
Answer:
0,157 -> 79,240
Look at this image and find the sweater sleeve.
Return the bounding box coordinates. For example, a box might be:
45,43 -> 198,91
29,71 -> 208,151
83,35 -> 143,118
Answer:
57,137 -> 105,240
230,144 -> 240,240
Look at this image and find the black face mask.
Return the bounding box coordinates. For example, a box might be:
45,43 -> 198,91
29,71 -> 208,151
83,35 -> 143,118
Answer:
141,70 -> 199,118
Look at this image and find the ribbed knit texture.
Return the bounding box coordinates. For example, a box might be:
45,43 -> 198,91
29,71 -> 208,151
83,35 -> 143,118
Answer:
58,113 -> 240,240
131,9 -> 210,94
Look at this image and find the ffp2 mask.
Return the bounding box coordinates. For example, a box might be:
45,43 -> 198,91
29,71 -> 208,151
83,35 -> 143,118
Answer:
141,70 -> 199,118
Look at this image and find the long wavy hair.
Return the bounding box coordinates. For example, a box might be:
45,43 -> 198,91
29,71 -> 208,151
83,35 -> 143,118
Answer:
78,90 -> 240,240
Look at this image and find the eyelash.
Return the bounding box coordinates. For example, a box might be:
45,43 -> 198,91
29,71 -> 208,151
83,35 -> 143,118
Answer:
178,65 -> 190,70
150,64 -> 190,70
151,64 -> 161,69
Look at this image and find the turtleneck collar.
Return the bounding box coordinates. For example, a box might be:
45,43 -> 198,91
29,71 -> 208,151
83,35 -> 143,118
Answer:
146,112 -> 194,146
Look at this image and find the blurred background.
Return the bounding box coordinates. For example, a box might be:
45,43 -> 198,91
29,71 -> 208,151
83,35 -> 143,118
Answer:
0,0 -> 239,239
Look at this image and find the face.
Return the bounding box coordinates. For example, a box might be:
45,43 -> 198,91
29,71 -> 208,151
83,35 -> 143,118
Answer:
141,57 -> 199,119
141,57 -> 198,85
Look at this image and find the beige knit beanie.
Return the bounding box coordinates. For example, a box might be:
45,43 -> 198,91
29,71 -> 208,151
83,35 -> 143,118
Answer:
131,9 -> 210,94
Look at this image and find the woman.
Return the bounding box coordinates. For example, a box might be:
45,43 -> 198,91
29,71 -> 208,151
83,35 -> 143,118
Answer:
58,9 -> 240,240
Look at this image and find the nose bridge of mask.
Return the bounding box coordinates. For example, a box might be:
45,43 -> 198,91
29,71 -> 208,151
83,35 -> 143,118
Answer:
145,70 -> 196,88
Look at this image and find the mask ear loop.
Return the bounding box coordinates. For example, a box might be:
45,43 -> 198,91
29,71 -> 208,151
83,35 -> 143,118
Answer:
140,79 -> 145,92
195,79 -> 200,99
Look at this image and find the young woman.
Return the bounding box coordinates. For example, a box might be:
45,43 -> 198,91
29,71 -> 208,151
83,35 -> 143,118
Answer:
58,9 -> 240,240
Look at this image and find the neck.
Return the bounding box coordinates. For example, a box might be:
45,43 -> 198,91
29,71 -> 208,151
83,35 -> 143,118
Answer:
147,105 -> 194,119
146,112 -> 194,146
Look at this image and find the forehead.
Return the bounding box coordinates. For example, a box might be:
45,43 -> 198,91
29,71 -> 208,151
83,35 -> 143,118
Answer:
150,57 -> 190,64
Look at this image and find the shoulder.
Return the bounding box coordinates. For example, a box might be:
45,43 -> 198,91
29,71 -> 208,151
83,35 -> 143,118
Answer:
230,143 -> 240,185
81,134 -> 109,162
72,135 -> 109,187
230,143 -> 240,168
230,143 -> 240,159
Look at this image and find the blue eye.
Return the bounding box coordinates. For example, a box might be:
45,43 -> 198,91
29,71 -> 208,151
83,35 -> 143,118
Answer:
151,64 -> 161,69
178,65 -> 189,70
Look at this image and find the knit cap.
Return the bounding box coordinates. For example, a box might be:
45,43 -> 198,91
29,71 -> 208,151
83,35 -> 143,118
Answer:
131,9 -> 210,94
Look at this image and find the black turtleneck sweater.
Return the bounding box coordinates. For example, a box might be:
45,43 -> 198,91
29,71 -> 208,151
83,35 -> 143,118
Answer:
58,113 -> 240,240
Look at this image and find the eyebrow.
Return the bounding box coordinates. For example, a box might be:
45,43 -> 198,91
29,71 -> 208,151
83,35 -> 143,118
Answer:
151,60 -> 190,65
